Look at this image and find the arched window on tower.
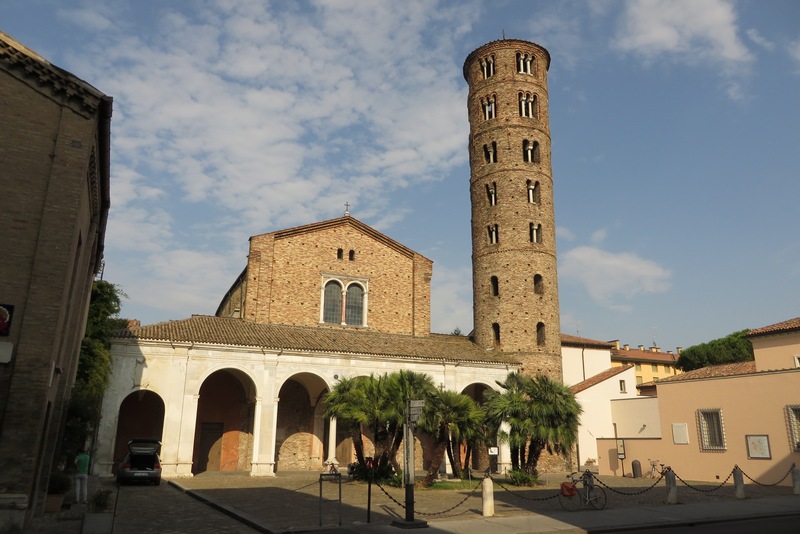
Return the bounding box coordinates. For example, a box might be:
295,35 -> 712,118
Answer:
529,223 -> 542,244
337,248 -> 343,260
482,95 -> 496,120
536,322 -> 546,346
486,182 -> 497,206
527,180 -> 540,204
518,93 -> 537,118
492,323 -> 501,347
516,52 -> 533,74
349,250 -> 355,261
345,283 -> 364,326
491,276 -> 499,296
480,55 -> 495,79
483,142 -> 497,164
487,224 -> 499,244
534,274 -> 544,295
523,140 -> 540,163
323,281 -> 343,324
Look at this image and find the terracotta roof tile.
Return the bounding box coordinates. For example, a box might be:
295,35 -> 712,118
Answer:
571,364 -> 633,394
611,348 -> 678,365
113,315 -> 520,365
748,317 -> 800,337
560,334 -> 615,349
653,361 -> 757,384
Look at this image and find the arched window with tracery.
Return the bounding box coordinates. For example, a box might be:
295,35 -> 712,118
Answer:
323,281 -> 343,324
345,284 -> 364,326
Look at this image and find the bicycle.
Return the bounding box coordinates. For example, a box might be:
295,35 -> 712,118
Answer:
558,470 -> 607,511
646,459 -> 665,478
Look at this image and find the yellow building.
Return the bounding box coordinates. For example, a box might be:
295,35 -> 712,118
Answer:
609,342 -> 682,389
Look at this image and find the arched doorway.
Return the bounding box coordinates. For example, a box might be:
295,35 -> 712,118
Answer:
275,373 -> 328,471
113,391 -> 165,473
192,369 -> 256,474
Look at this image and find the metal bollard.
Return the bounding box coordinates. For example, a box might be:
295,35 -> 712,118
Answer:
733,466 -> 745,499
665,468 -> 678,504
793,465 -> 800,495
482,476 -> 494,517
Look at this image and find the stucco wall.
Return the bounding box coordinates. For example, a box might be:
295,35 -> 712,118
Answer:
751,331 -> 800,372
599,369 -> 800,485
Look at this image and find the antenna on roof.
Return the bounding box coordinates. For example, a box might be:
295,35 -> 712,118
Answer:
652,327 -> 658,347
502,29 -> 506,40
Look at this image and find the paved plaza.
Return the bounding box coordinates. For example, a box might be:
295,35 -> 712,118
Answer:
27,470 -> 800,533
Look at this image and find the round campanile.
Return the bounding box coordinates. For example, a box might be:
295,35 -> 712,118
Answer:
464,39 -> 561,378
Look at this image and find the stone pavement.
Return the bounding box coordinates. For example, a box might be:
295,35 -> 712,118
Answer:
25,470 -> 800,533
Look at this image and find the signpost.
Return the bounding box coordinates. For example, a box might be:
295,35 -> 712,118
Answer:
393,399 -> 427,529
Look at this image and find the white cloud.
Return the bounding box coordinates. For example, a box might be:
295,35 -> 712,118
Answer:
590,229 -> 607,244
559,246 -> 671,306
430,262 -> 473,334
745,28 -> 774,51
788,38 -> 800,72
557,227 -> 577,241
613,0 -> 752,64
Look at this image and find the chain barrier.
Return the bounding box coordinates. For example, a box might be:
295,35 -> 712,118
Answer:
738,462 -> 796,487
488,474 -> 560,501
672,468 -> 733,492
373,479 -> 483,517
588,471 -> 665,496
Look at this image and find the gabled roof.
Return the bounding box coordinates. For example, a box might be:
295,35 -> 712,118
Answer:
254,215 -> 430,262
113,315 -> 520,365
571,364 -> 633,394
652,361 -> 757,385
560,334 -> 615,349
611,347 -> 678,365
747,317 -> 800,338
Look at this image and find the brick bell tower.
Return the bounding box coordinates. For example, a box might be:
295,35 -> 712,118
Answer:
463,39 -> 562,378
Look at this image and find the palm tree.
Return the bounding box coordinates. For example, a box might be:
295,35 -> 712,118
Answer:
384,370 -> 437,471
523,374 -> 582,475
323,376 -> 371,466
484,373 -> 534,470
417,390 -> 483,487
484,372 -> 582,476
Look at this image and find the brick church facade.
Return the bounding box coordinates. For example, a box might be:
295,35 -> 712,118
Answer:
95,38 -> 566,478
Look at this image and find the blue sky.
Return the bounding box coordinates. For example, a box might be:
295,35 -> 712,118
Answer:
3,0 -> 798,352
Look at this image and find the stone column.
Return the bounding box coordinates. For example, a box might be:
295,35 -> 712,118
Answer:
326,416 -> 339,466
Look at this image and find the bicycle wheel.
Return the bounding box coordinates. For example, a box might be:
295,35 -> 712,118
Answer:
588,486 -> 607,510
558,490 -> 583,512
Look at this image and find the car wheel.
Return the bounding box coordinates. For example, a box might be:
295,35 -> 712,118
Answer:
154,478 -> 161,486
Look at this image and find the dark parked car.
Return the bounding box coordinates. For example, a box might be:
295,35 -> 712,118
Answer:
117,438 -> 161,485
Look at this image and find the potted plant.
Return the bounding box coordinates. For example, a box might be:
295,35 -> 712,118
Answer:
45,471 -> 72,512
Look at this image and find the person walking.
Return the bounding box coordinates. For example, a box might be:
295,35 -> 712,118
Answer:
74,448 -> 90,504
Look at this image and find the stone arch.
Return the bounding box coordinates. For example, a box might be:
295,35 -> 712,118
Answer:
112,390 -> 165,474
192,368 -> 256,474
275,372 -> 329,471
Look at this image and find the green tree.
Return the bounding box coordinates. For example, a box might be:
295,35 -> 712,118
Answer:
60,280 -> 127,464
676,330 -> 754,371
417,390 -> 482,487
484,372 -> 582,476
384,370 -> 436,472
323,376 -> 370,466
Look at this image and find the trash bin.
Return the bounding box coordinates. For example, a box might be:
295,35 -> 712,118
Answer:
631,459 -> 642,478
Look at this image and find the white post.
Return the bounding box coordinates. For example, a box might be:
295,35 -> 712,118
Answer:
733,466 -> 746,499
665,469 -> 678,504
482,476 -> 494,517
326,416 -> 339,467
